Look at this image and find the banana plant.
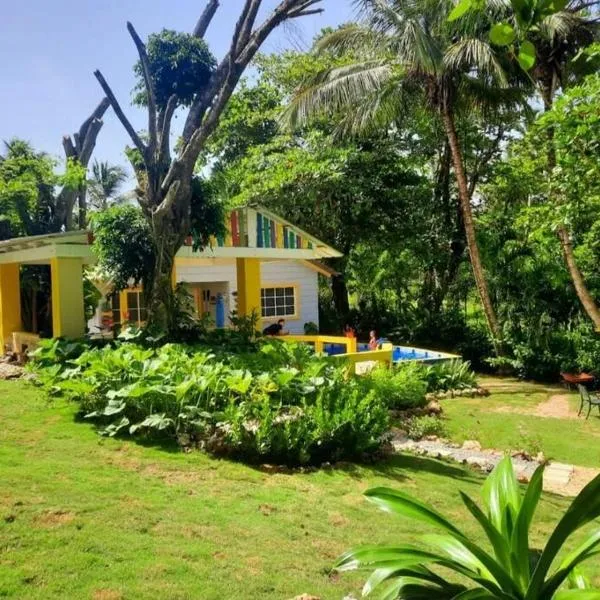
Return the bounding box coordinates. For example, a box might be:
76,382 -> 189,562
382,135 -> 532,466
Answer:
336,457 -> 600,599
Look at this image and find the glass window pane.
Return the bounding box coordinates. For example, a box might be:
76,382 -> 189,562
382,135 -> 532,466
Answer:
285,287 -> 294,296
275,288 -> 284,298
264,288 -> 274,298
127,292 -> 138,311
265,307 -> 276,317
285,305 -> 294,315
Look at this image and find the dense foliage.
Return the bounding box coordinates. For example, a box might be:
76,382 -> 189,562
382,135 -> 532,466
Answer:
336,457 -> 600,598
32,338 -> 391,466
133,29 -> 216,109
90,205 -> 155,291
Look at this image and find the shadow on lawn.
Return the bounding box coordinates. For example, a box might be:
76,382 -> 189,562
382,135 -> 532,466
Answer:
330,453 -> 481,485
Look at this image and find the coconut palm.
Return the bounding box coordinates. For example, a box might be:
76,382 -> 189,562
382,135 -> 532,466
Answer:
285,0 -> 527,355
527,2 -> 600,329
88,159 -> 129,211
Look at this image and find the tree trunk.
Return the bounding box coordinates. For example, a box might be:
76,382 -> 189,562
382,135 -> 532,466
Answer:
441,106 -> 504,355
541,87 -> 600,329
331,273 -> 350,321
142,178 -> 192,334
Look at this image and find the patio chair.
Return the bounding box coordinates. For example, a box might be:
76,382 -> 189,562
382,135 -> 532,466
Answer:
576,384 -> 600,419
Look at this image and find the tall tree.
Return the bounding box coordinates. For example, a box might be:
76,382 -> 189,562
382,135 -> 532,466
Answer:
88,160 -> 129,211
529,5 -> 600,328
285,0 -> 524,354
94,0 -> 324,332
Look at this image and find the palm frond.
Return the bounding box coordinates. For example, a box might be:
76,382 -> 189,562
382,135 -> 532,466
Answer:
444,39 -> 508,86
282,61 -> 394,128
538,10 -> 597,43
333,74 -> 412,137
314,24 -> 382,57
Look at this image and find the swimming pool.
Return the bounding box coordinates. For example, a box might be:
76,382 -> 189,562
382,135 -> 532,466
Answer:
323,342 -> 458,363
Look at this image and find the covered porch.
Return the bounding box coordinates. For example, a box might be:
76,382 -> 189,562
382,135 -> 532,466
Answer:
0,231 -> 94,353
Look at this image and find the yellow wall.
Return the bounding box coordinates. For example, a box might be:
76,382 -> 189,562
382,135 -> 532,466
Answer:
0,263 -> 22,351
51,257 -> 85,338
235,258 -> 261,318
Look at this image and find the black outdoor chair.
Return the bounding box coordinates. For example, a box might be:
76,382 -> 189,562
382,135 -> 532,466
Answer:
576,384 -> 600,419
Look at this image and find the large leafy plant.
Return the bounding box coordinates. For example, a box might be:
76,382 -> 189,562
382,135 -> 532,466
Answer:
336,457 -> 600,598
32,338 -> 389,466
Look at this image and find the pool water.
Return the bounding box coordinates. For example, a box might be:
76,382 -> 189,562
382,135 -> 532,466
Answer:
323,342 -> 455,363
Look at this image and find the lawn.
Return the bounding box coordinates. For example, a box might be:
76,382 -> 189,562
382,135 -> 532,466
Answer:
0,379 -> 598,599
443,378 -> 600,468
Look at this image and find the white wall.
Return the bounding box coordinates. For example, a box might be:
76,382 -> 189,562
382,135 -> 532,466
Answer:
176,259 -> 319,334
260,261 -> 319,334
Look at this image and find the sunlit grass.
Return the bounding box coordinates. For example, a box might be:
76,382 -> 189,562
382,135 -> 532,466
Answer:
444,379 -> 600,467
0,379 -> 597,599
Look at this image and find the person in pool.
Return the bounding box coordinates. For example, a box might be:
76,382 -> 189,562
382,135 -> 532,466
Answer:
368,330 -> 379,351
263,319 -> 287,336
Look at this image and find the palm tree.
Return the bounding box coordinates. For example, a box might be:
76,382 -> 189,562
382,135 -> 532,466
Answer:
285,0 -> 525,355
527,2 -> 600,329
88,159 -> 129,212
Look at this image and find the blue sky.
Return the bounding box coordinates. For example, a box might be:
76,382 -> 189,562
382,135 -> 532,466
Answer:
0,0 -> 356,174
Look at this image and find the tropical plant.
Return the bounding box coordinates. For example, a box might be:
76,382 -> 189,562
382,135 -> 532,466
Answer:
31,338 -> 391,466
406,414 -> 447,440
367,363 -> 428,410
88,159 -> 129,211
336,456 -> 600,598
425,359 -> 477,392
285,0 -> 528,355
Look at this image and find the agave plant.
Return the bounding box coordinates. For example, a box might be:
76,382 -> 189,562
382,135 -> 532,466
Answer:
336,457 -> 600,598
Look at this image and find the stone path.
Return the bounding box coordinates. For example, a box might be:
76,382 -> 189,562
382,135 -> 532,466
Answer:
391,432 -> 598,497
0,363 -> 24,380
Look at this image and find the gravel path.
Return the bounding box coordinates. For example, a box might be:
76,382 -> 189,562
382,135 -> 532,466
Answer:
391,432 -> 597,496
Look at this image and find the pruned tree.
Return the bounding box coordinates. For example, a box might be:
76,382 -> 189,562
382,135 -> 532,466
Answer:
93,0 -> 324,331
56,97 -> 110,229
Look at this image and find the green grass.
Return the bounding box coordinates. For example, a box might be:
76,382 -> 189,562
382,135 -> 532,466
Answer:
443,378 -> 600,468
0,379 -> 598,599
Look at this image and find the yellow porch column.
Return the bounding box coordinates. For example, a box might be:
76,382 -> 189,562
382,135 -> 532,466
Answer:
51,257 -> 85,338
236,258 -> 261,319
0,264 -> 22,351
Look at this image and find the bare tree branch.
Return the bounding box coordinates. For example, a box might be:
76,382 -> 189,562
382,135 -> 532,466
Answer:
62,136 -> 77,159
158,94 -> 178,166
79,118 -> 105,165
127,22 -> 158,155
94,69 -> 147,157
289,0 -> 324,18
290,8 -> 323,17
77,97 -> 110,148
154,179 -> 181,218
182,0 -> 323,143
234,0 -> 262,54
193,0 -> 220,38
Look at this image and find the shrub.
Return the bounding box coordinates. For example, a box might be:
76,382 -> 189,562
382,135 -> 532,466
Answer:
32,339 -> 390,466
405,415 -> 446,440
365,362 -> 428,410
424,359 -> 477,393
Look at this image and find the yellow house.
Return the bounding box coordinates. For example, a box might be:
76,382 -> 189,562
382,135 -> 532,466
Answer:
0,206 -> 341,351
